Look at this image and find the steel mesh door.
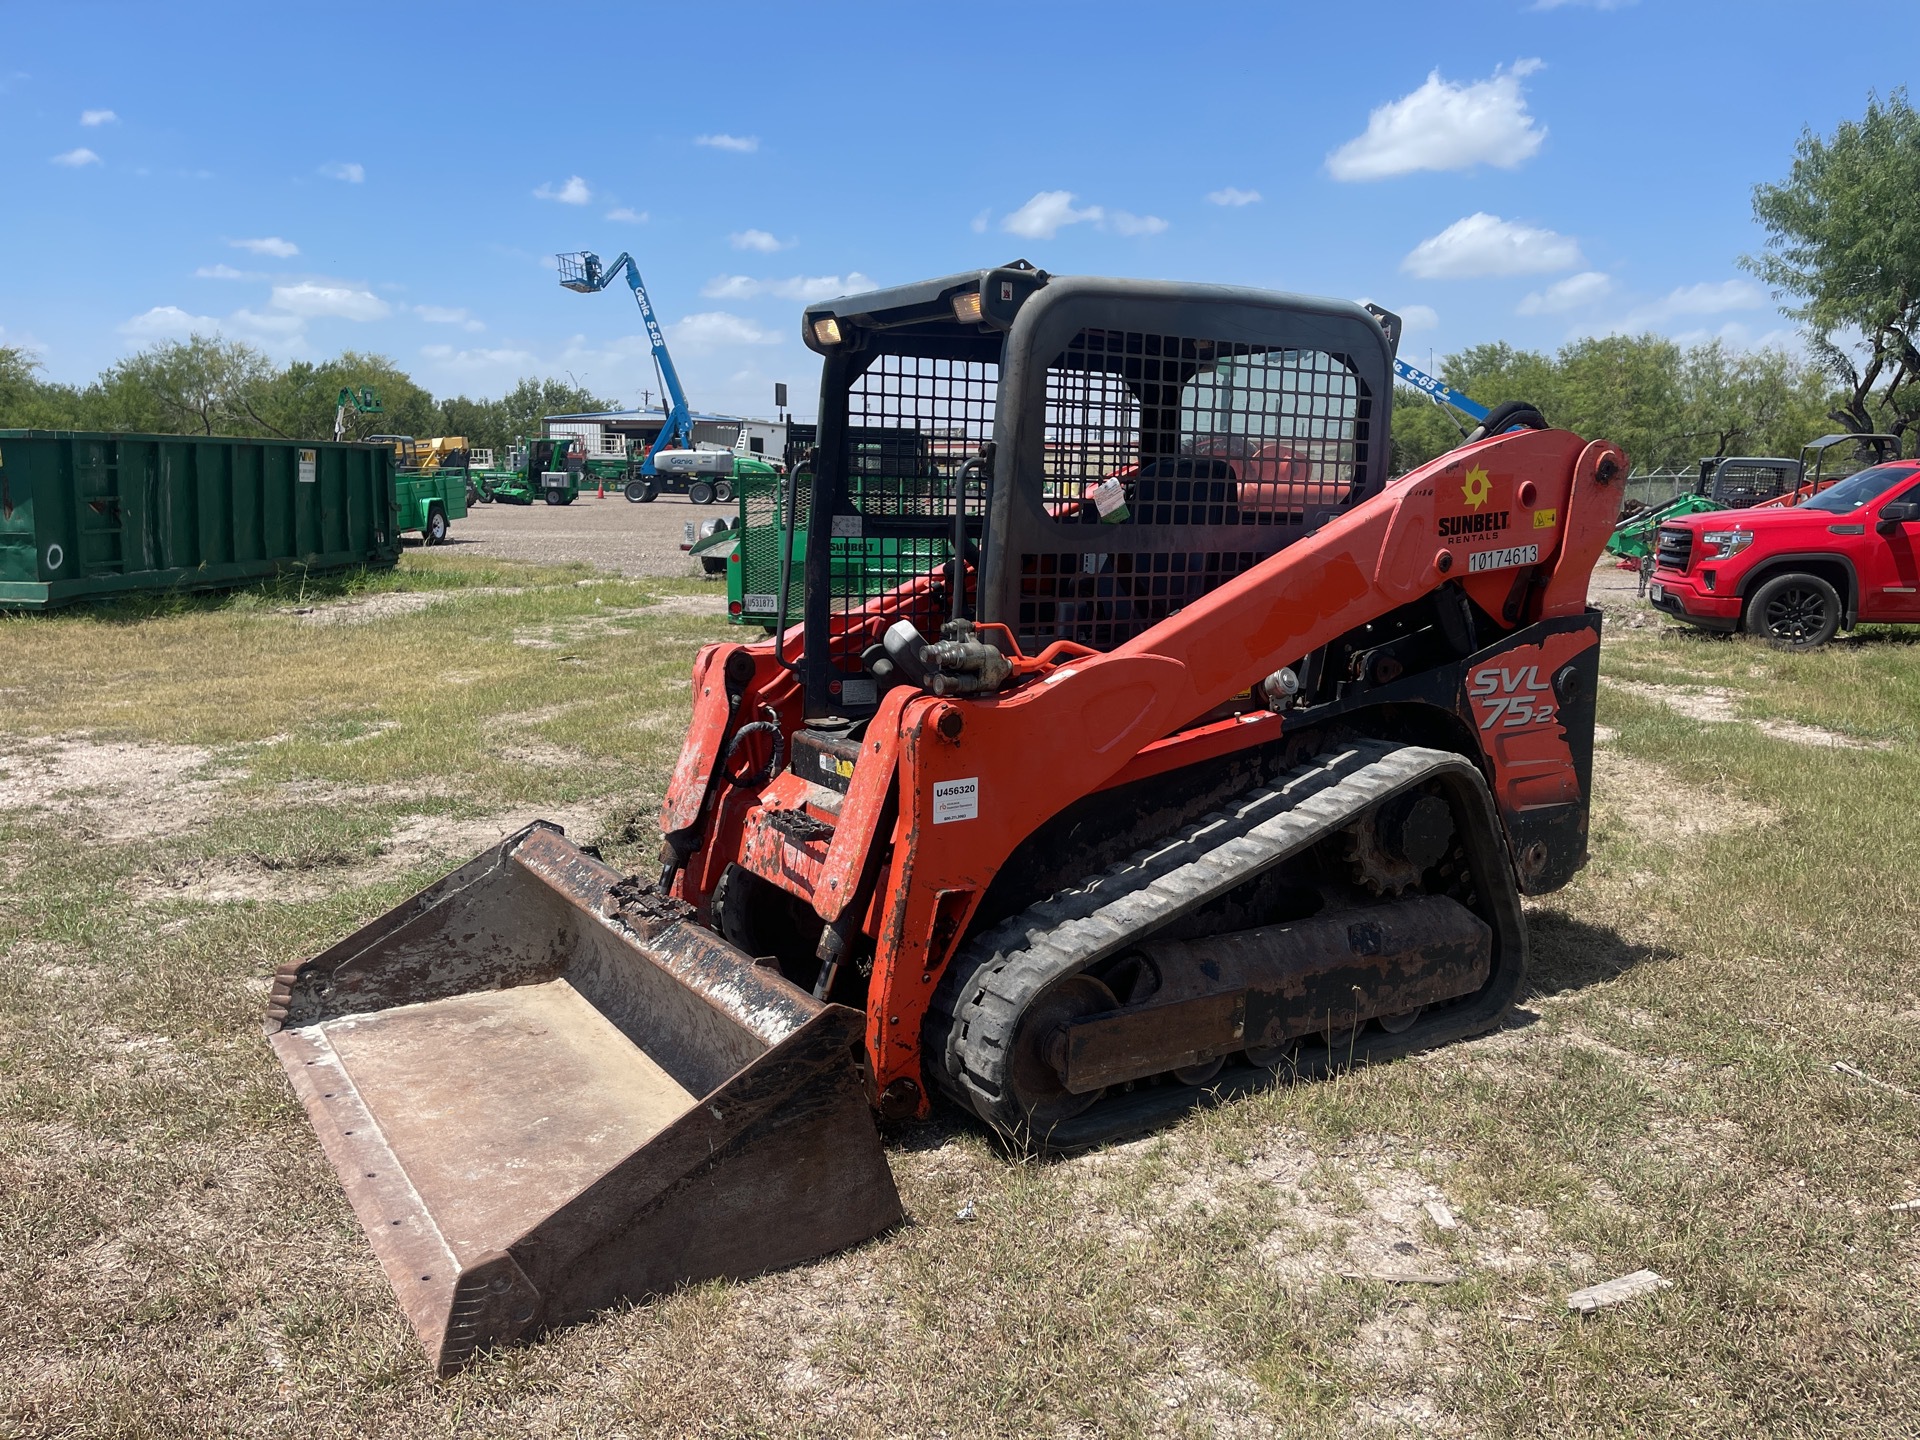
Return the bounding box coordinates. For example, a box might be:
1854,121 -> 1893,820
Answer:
1005,327 -> 1374,651
809,352 -> 997,710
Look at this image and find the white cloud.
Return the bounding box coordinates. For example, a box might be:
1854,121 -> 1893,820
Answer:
1402,213 -> 1582,279
606,206 -> 647,224
79,109 -> 117,126
194,263 -> 257,281
1398,304 -> 1440,332
970,208 -> 991,235
1668,321 -> 1800,353
120,305 -> 218,338
320,161 -> 364,183
1328,60 -> 1545,181
1517,271 -> 1614,315
1207,187 -> 1261,207
696,133 -> 759,153
116,305 -> 306,354
269,281 -> 390,321
1640,279 -> 1768,319
702,273 -> 873,303
669,312 -> 781,348
534,175 -> 591,204
228,308 -> 305,338
730,229 -> 787,253
997,190 -> 1166,240
51,147 -> 101,167
1581,280 -> 1773,337
232,236 -> 299,258
1002,190 -> 1103,240
419,343 -> 541,371
1110,210 -> 1168,237
413,304 -> 485,331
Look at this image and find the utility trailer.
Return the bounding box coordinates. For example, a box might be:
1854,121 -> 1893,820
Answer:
268,264 -> 1627,1374
0,430 -> 398,609
371,435 -> 471,544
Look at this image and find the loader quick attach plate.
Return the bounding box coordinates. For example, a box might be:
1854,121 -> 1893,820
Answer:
265,823 -> 902,1375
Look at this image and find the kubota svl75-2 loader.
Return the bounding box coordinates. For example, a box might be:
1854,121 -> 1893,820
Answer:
266,264 -> 1625,1373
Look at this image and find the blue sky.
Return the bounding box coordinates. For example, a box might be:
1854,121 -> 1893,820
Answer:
2,0 -> 1913,420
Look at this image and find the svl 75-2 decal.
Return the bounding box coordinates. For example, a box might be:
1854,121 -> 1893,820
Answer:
1468,663 -> 1554,730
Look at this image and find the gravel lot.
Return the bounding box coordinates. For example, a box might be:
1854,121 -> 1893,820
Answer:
439,488 -> 719,579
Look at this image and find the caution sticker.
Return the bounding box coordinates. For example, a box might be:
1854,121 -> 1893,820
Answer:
1533,508 -> 1558,529
932,777 -> 979,824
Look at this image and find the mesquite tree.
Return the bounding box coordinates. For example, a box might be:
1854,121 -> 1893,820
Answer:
1747,90 -> 1920,447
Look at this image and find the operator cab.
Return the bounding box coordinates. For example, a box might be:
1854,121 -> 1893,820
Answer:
791,264 -> 1397,719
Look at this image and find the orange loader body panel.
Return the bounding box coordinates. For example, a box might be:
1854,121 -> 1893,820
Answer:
662,427 -> 1627,1113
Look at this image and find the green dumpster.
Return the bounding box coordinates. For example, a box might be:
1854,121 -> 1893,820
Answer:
0,430 -> 399,610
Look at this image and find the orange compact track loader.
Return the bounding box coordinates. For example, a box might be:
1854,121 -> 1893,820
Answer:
268,264 -> 1625,1373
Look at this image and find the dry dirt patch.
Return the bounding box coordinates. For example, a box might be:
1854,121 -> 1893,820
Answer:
131,804 -> 607,905
1590,749 -> 1772,840
1602,679 -> 1886,750
0,736 -> 236,841
279,586 -> 526,626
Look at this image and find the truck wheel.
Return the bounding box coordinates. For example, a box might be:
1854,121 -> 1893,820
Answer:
625,477 -> 656,503
544,489 -> 565,506
689,481 -> 716,505
700,555 -> 728,575
465,481 -> 480,508
1745,572 -> 1840,649
714,479 -> 734,503
424,506 -> 449,545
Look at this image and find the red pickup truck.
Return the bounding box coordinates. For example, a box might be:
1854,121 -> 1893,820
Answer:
1647,459 -> 1920,647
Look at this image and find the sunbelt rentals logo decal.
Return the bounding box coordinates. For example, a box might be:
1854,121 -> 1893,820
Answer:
1460,465 -> 1492,509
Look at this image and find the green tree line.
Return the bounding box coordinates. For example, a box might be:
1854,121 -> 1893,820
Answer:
1388,334 -> 1838,475
0,335 -> 613,455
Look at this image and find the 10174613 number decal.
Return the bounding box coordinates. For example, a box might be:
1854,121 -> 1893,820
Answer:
1468,663 -> 1555,730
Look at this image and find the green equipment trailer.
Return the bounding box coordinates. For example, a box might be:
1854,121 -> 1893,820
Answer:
0,430 -> 399,609
691,453 -> 955,630
394,467 -> 468,544
372,436 -> 470,544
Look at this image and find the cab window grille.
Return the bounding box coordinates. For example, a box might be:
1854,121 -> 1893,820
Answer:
1017,330 -> 1370,651
822,355 -> 997,692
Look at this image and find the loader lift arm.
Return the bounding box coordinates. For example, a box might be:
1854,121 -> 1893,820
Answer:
557,250 -> 695,476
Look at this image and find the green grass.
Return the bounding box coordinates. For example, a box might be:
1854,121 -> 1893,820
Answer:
1,562 -> 1918,1437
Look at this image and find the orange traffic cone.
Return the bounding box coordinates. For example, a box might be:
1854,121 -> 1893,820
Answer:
597,477 -> 605,498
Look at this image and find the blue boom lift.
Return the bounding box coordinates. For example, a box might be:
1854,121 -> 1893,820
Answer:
1392,357 -> 1489,423
557,250 -> 710,503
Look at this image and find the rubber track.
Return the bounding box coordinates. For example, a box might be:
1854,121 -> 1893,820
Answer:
930,741 -> 1497,1145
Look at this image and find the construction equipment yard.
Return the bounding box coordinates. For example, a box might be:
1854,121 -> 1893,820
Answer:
3,545 -> 1916,1439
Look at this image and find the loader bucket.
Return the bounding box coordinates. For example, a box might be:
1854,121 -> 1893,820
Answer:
265,822 -> 903,1375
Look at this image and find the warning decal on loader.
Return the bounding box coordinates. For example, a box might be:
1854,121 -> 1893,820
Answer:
932,778 -> 979,824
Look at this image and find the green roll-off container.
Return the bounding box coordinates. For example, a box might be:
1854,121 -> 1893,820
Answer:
0,430 -> 400,609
